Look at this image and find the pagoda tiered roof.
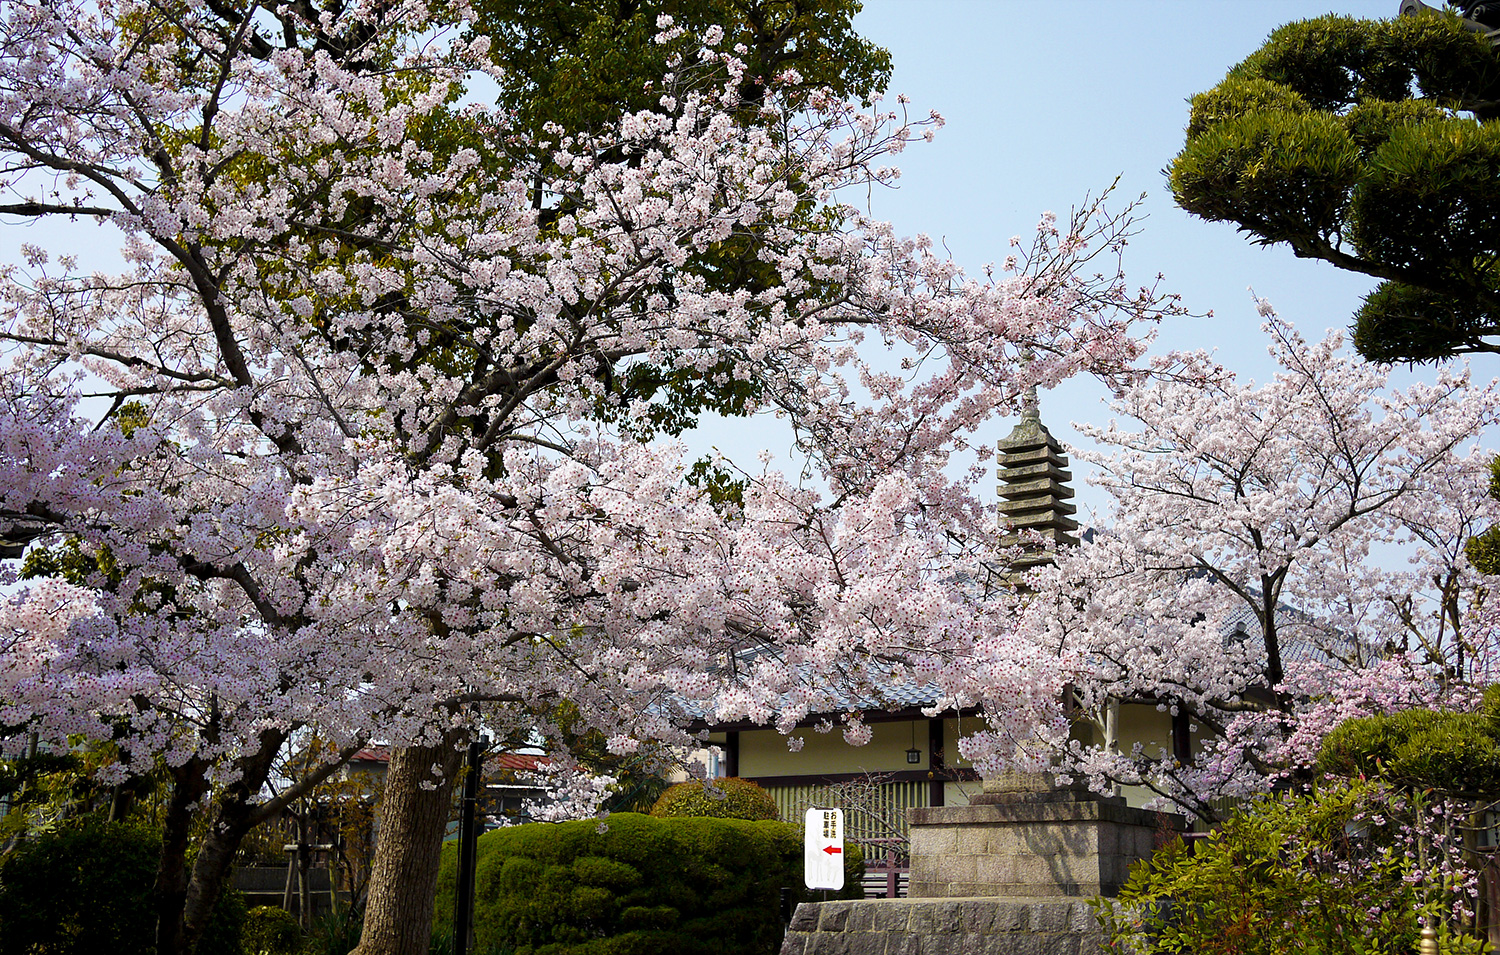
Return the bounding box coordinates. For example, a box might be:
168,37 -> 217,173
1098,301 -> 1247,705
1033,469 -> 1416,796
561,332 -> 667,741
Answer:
996,399 -> 1079,571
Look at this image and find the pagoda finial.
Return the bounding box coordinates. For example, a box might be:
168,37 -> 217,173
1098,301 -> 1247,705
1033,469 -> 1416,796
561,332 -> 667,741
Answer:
1018,351 -> 1041,425
1020,383 -> 1040,424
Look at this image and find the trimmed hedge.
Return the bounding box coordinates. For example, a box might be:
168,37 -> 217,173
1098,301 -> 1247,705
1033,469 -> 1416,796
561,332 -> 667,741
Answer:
1318,684 -> 1500,797
648,778 -> 778,821
435,813 -> 862,955
0,817 -> 245,955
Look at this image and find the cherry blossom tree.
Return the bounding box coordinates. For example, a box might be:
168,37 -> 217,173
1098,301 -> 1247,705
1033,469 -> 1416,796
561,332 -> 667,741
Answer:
0,2 -> 1173,953
960,310 -> 1500,821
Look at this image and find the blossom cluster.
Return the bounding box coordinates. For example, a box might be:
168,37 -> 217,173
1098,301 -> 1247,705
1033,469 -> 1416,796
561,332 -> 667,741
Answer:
0,0 -> 1170,796
970,312 -> 1500,817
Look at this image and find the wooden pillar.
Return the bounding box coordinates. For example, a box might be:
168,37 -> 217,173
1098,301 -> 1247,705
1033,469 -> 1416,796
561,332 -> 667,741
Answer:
722,731 -> 739,778
927,719 -> 945,807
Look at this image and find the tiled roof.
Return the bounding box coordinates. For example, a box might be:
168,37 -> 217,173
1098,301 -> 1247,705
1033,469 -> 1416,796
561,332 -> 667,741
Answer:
494,753 -> 548,772
688,585 -> 1359,732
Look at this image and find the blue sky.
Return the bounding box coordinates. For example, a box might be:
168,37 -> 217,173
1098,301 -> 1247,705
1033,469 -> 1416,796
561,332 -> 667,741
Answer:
825,0 -> 1436,520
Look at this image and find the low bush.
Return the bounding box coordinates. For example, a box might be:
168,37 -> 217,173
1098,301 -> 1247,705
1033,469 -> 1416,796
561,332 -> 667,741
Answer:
648,778 -> 779,821
244,906 -> 303,955
435,813 -> 862,955
1093,779 -> 1485,955
304,902 -> 364,955
0,817 -> 245,955
1318,685 -> 1500,796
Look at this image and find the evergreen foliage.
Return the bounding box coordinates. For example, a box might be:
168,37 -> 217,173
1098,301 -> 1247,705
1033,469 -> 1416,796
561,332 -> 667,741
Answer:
648,778 -> 779,821
1318,685 -> 1500,796
468,1 -> 891,449
1103,695 -> 1500,954
243,906 -> 302,955
1095,780 -> 1485,955
1466,456 -> 1500,573
475,0 -> 891,146
0,818 -> 246,955
1169,11 -> 1500,362
434,814 -> 862,955
543,703 -> 674,815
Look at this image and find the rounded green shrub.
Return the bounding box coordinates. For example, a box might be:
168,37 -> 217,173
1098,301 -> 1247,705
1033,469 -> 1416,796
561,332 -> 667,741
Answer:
0,817 -> 246,955
435,813 -> 862,955
647,778 -> 778,821
1319,699 -> 1500,797
244,905 -> 302,955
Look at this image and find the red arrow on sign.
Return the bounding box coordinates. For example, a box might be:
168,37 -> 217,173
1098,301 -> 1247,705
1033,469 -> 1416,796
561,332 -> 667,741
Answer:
822,846 -> 842,855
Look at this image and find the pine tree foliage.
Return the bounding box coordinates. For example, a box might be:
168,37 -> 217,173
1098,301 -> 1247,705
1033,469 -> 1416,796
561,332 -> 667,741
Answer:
1170,11 -> 1500,362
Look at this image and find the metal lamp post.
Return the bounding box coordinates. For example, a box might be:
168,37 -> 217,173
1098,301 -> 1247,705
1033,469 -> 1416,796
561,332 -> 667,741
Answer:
452,733 -> 489,955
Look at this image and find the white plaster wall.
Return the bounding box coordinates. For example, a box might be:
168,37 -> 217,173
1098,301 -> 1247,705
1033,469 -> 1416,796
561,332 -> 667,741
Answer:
740,719 -> 931,776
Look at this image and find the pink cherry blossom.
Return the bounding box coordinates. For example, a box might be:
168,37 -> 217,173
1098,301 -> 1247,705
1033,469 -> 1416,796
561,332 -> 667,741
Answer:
0,2 -> 1183,947
976,311 -> 1500,819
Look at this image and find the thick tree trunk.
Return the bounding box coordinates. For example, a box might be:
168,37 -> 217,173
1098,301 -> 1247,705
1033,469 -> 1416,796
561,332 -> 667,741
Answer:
156,727 -> 289,955
354,731 -> 466,955
155,757 -> 210,955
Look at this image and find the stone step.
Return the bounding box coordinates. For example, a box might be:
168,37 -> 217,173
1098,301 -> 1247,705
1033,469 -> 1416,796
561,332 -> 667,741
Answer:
779,897 -> 1107,955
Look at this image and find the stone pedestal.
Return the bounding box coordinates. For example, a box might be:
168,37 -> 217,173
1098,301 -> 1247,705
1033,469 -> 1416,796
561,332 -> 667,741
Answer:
779,774 -> 1182,955
907,772 -> 1178,899
780,897 -> 1107,955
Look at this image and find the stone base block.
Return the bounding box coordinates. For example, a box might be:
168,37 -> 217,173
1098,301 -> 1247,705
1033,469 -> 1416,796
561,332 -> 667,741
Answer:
906,787 -> 1181,899
779,897 -> 1107,955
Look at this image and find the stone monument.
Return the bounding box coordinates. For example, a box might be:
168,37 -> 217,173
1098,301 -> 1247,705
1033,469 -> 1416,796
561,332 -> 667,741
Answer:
906,771 -> 1169,900
780,773 -> 1181,954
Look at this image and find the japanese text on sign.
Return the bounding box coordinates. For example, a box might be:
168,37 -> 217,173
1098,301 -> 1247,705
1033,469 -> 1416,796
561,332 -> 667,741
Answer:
803,807 -> 845,890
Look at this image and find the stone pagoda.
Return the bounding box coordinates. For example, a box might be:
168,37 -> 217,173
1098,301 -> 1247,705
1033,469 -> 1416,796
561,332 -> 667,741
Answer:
995,390 -> 1079,573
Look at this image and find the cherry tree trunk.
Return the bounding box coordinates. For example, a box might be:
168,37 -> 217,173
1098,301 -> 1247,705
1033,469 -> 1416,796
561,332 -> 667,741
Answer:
155,758 -> 209,955
354,732 -> 466,955
154,728 -> 287,955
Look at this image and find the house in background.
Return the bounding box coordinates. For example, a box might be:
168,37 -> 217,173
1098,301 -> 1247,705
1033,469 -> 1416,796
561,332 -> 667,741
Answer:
699,693 -> 983,833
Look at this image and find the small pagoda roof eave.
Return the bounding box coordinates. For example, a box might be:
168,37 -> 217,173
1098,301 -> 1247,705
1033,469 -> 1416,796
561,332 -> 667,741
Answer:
996,398 -> 1080,557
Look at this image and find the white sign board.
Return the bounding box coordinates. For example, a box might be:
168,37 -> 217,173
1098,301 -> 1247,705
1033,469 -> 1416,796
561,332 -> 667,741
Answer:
803,807 -> 845,890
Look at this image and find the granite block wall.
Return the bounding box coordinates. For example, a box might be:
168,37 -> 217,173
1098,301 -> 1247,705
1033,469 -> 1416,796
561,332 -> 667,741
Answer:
906,781 -> 1178,899
779,898 -> 1108,955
